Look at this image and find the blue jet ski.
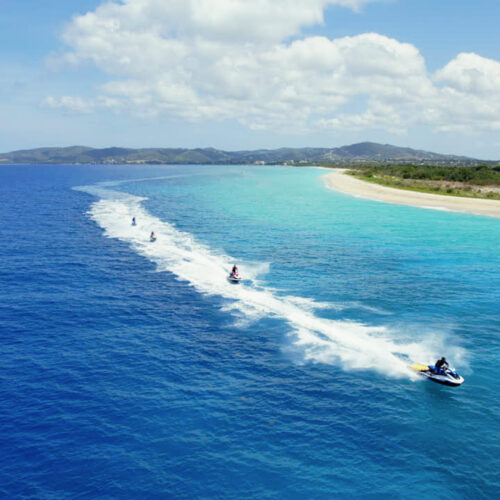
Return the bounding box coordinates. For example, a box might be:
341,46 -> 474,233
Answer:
409,363 -> 464,387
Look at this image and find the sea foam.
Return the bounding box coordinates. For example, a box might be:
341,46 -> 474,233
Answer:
77,183 -> 464,379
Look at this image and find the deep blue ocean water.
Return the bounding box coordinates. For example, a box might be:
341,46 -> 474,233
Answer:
1,164 -> 499,498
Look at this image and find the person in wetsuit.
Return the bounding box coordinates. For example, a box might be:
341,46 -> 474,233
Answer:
435,357 -> 449,373
231,265 -> 238,275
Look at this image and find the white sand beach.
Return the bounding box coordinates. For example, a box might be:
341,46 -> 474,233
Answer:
323,169 -> 500,218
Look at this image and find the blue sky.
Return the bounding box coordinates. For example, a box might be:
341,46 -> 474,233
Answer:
1,0 -> 500,158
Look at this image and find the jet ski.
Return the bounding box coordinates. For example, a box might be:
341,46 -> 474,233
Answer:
409,363 -> 464,387
150,236 -> 157,242
228,271 -> 241,283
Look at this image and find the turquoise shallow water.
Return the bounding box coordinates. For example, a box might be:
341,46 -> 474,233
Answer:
1,164 -> 499,498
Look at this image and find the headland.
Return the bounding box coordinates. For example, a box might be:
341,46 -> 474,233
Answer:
323,169 -> 500,218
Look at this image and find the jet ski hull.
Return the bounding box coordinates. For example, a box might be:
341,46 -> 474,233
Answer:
228,273 -> 241,283
150,237 -> 157,242
420,371 -> 464,387
409,364 -> 464,387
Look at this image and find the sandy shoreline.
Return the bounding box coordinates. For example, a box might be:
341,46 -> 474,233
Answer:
323,169 -> 500,218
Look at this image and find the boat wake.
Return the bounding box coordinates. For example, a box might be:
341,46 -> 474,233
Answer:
76,183 -> 465,380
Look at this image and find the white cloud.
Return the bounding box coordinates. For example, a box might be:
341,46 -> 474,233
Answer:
43,95 -> 120,113
47,0 -> 500,135
44,95 -> 95,113
430,53 -> 500,132
436,53 -> 500,95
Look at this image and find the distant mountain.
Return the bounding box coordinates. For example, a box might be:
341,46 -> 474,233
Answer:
329,142 -> 462,160
0,142 -> 486,165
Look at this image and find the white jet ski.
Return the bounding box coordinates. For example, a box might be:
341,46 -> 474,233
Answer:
409,363 -> 464,387
228,271 -> 241,283
150,235 -> 157,242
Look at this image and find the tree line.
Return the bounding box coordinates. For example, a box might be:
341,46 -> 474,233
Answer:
353,165 -> 500,185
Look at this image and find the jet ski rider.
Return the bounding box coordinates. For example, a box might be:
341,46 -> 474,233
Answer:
434,357 -> 449,374
231,265 -> 238,275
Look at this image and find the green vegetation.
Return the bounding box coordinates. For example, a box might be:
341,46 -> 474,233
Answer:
348,165 -> 500,200
351,164 -> 500,184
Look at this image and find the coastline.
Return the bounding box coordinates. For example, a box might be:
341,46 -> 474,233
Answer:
323,169 -> 500,218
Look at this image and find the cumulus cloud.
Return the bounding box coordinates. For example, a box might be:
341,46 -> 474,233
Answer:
432,53 -> 500,132
436,53 -> 500,95
47,0 -> 500,134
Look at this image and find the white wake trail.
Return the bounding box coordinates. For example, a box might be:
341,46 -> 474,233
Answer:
77,184 -> 464,379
